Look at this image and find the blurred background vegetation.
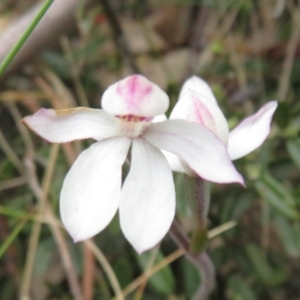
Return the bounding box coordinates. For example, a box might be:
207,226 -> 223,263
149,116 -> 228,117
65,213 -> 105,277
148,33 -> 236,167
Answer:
0,0 -> 300,299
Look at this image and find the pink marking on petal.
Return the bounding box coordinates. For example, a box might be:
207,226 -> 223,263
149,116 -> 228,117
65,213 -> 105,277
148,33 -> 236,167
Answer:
191,95 -> 215,127
247,102 -> 274,125
116,75 -> 153,112
115,114 -> 152,122
35,108 -> 55,117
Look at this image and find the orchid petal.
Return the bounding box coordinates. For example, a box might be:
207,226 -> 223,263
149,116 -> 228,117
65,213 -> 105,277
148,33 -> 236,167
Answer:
102,74 -> 169,117
228,101 -> 278,160
60,137 -> 131,242
170,89 -> 229,144
22,107 -> 119,143
144,120 -> 244,185
152,115 -> 185,172
120,138 -> 175,253
153,114 -> 167,122
178,76 -> 217,104
162,151 -> 185,173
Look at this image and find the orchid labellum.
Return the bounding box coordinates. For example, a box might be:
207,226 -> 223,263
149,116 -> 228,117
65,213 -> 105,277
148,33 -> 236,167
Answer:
23,75 -> 244,253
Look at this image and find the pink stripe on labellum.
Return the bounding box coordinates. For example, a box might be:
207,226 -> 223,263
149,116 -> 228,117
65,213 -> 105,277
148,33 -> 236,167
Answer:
116,75 -> 153,111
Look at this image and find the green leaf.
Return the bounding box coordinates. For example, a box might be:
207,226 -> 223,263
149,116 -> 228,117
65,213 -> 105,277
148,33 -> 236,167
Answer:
228,276 -> 257,300
34,238 -> 57,274
113,258 -> 134,288
274,216 -> 300,258
182,259 -> 200,298
220,191 -> 253,222
261,172 -> 296,207
255,176 -> 298,220
287,139 -> 300,171
137,249 -> 175,295
246,244 -> 286,286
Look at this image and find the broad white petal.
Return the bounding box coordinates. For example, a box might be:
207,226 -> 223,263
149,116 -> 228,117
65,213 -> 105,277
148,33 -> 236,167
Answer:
22,107 -> 119,143
101,75 -> 169,117
60,137 -> 131,242
228,101 -> 278,160
170,89 -> 229,145
178,76 -> 217,104
120,138 -> 175,253
153,115 -> 185,172
144,120 -> 244,185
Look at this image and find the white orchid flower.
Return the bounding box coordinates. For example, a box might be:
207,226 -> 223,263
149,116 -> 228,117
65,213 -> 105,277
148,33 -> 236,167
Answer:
23,75 -> 244,253
167,76 -> 278,174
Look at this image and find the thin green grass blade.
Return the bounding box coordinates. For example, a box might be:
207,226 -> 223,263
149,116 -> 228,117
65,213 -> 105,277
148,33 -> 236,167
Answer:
0,0 -> 54,77
0,219 -> 28,259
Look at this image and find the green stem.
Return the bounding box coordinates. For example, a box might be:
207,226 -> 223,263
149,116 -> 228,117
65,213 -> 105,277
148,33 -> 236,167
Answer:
0,0 -> 54,77
169,220 -> 215,300
185,176 -> 210,254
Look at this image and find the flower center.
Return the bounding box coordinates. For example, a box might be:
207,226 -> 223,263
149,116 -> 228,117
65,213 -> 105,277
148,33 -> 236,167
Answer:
115,114 -> 152,138
115,114 -> 152,122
